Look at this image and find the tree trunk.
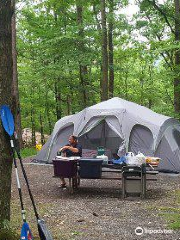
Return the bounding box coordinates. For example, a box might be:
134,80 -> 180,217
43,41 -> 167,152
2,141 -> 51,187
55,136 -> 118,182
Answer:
148,99 -> 152,109
30,107 -> 36,146
39,114 -> 45,144
47,111 -> 52,135
124,71 -> 128,99
174,0 -> 180,116
30,88 -> 36,146
12,0 -> 23,148
0,0 -> 13,225
79,65 -> 88,107
140,66 -> 144,105
140,78 -> 144,105
67,95 -> 72,115
45,88 -> 52,135
108,0 -> 114,98
100,0 -> 109,101
54,79 -> 62,120
37,85 -> 45,144
148,66 -> 153,109
76,3 -> 88,107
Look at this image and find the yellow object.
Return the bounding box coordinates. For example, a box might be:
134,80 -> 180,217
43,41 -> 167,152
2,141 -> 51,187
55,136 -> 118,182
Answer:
145,157 -> 161,166
36,144 -> 42,151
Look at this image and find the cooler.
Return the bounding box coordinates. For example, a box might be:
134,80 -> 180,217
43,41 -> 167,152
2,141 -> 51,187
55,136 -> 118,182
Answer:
79,159 -> 103,179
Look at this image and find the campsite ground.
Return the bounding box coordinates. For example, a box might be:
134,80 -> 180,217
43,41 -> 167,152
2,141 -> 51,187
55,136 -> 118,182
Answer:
11,157 -> 180,240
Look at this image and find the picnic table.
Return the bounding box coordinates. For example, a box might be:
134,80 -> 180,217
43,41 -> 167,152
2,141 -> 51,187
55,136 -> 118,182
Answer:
52,158 -> 158,196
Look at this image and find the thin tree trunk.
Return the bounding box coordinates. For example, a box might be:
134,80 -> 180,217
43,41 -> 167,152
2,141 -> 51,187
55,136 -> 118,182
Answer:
0,0 -> 13,225
54,79 -> 62,120
174,0 -> 180,116
124,71 -> 128,99
12,0 -> 23,148
93,4 -> 103,99
148,99 -> 152,109
79,65 -> 88,107
100,0 -> 109,101
47,112 -> 52,135
148,66 -> 153,109
76,3 -> 88,107
140,78 -> 144,105
140,66 -> 144,105
108,0 -> 114,98
39,114 -> 45,144
67,95 -> 71,115
45,87 -> 52,135
30,88 -> 36,146
37,85 -> 45,144
53,11 -> 62,120
30,107 -> 36,146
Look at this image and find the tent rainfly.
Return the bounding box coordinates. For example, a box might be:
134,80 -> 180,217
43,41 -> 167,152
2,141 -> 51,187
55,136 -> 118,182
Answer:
35,97 -> 180,172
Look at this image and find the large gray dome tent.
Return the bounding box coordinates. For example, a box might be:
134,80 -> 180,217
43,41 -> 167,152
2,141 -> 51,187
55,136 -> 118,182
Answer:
35,97 -> 180,172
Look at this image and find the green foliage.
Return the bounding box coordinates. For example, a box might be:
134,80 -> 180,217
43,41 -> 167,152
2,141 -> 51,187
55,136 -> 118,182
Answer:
16,0 -> 178,135
20,147 -> 38,158
0,229 -> 19,240
0,220 -> 19,240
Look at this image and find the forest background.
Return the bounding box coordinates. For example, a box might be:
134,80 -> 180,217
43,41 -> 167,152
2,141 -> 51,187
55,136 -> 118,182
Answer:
1,0 -> 180,235
16,0 -> 180,145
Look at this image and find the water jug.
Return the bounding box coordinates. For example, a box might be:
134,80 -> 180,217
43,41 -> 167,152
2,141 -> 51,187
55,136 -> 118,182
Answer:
96,154 -> 108,165
97,146 -> 105,156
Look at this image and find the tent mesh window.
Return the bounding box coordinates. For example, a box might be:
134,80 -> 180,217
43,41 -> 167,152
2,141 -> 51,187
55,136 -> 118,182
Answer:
78,119 -> 123,158
128,124 -> 153,155
173,129 -> 180,148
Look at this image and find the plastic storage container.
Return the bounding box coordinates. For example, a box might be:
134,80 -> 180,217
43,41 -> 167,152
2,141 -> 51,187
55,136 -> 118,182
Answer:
79,159 -> 103,179
53,159 -> 77,178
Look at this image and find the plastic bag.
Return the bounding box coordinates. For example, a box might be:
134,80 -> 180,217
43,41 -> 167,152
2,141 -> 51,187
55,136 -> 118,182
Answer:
112,156 -> 126,165
135,152 -> 146,165
96,154 -> 108,165
125,152 -> 137,165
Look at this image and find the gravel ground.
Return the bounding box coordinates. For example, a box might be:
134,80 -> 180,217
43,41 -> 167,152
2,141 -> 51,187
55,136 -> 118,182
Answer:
11,157 -> 180,240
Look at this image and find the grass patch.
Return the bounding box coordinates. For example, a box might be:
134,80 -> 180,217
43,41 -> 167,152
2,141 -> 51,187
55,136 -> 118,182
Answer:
146,190 -> 180,230
0,220 -> 19,240
0,228 -> 19,240
20,147 -> 38,158
154,190 -> 180,230
159,212 -> 180,230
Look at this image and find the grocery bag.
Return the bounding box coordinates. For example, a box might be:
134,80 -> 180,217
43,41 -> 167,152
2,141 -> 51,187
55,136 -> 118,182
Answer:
135,152 -> 146,165
125,152 -> 137,165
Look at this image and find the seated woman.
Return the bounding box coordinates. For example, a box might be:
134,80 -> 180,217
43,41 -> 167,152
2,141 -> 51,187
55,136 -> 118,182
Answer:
59,135 -> 82,188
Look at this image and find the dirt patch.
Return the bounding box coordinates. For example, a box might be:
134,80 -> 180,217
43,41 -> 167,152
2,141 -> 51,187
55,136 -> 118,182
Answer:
11,159 -> 180,240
